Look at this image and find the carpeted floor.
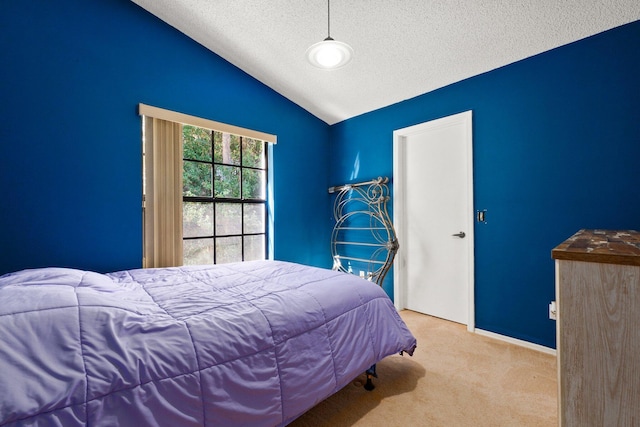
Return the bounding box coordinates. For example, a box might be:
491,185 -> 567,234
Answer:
290,310 -> 558,426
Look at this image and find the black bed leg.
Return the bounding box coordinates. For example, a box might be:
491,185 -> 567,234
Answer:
364,364 -> 377,391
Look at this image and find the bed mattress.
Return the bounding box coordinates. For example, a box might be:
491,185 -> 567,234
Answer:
0,260 -> 416,426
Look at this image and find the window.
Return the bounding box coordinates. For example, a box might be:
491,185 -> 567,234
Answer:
182,125 -> 268,265
140,103 -> 276,268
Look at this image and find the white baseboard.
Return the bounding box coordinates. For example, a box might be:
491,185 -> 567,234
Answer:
474,328 -> 557,356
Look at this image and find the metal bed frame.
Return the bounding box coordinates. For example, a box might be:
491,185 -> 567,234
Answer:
328,176 -> 400,390
328,176 -> 399,287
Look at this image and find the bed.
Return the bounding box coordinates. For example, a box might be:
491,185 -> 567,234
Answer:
0,260 -> 416,426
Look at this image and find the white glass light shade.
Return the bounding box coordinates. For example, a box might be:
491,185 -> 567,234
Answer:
306,38 -> 353,69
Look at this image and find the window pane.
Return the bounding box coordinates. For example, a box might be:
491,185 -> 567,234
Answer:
183,202 -> 213,238
181,123 -> 268,266
216,236 -> 242,264
244,204 -> 265,234
184,238 -> 213,265
183,161 -> 212,197
242,169 -> 266,200
183,126 -> 212,161
214,165 -> 240,198
214,132 -> 241,165
242,138 -> 265,169
244,235 -> 265,261
215,203 -> 242,236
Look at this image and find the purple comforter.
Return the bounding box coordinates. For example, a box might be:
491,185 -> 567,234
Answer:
0,260 -> 416,426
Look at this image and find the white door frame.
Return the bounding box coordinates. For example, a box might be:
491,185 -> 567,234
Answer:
392,111 -> 475,332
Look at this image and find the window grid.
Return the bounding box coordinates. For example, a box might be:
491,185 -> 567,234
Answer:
183,129 -> 268,265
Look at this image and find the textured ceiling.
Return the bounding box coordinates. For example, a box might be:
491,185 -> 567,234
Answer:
131,0 -> 639,125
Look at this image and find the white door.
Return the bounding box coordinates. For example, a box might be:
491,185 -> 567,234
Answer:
393,111 -> 474,329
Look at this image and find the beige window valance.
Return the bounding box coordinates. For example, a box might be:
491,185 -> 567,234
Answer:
138,103 -> 277,144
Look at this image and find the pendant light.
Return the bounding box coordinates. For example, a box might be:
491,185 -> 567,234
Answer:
306,0 -> 353,69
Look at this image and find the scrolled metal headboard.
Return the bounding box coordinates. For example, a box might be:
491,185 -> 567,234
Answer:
328,177 -> 399,286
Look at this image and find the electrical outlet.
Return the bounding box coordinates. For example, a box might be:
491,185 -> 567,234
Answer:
549,301 -> 557,320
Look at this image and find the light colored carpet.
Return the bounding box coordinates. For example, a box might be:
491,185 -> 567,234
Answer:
290,310 -> 558,426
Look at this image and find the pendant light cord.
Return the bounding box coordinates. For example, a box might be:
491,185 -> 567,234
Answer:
327,0 -> 331,39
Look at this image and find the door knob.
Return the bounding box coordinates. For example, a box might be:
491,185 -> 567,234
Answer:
452,231 -> 466,238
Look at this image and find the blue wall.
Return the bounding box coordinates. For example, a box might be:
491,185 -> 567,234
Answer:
0,0 -> 331,275
329,21 -> 640,348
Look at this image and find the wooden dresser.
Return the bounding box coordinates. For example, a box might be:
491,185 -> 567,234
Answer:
552,229 -> 640,426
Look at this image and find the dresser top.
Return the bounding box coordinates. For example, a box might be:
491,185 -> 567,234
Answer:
552,229 -> 640,266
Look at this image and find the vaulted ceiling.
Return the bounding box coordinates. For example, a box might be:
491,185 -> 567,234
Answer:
132,1 -> 639,124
